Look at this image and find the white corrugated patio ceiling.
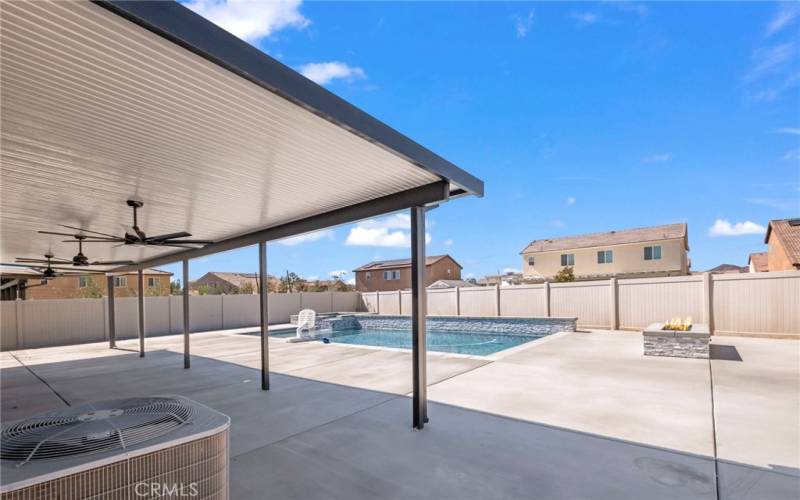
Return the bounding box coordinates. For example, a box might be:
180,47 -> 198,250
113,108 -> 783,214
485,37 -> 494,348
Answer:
0,0 -> 482,270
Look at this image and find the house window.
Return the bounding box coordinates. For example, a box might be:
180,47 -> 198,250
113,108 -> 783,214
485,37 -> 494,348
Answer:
560,254 -> 575,266
113,276 -> 127,288
447,268 -> 452,275
383,270 -> 401,281
527,256 -> 535,266
597,250 -> 613,264
147,277 -> 157,288
79,276 -> 91,288
365,272 -> 371,280
644,245 -> 662,261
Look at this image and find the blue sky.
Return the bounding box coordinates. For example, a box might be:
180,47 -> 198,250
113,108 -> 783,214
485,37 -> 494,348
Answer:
165,1 -> 800,283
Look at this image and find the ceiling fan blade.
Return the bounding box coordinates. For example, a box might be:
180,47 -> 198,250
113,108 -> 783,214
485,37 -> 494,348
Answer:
90,260 -> 135,265
160,239 -> 214,245
61,238 -> 122,243
48,265 -> 107,273
152,243 -> 199,249
39,230 -> 83,238
145,231 -> 192,242
59,224 -> 120,239
1,262 -> 46,270
16,257 -> 72,264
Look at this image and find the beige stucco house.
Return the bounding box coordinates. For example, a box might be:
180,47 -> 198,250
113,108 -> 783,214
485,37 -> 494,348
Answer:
354,255 -> 462,292
520,223 -> 690,281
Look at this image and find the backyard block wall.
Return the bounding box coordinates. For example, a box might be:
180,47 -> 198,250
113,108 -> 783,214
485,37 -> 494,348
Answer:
358,271 -> 800,338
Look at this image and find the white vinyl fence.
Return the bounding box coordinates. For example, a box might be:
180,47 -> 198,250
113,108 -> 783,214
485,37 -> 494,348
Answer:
358,271 -> 800,338
1,292 -> 359,350
3,272 -> 798,351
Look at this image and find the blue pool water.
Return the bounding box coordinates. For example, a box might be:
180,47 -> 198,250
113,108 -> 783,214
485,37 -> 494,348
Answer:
323,328 -> 540,356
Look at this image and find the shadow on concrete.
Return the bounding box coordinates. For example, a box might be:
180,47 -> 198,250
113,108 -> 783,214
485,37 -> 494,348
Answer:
2,345 -> 797,500
711,344 -> 743,362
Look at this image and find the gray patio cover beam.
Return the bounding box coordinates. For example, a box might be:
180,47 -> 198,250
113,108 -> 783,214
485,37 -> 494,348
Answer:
183,259 -> 190,369
258,241 -> 269,391
411,206 -> 428,429
137,268 -> 144,357
106,275 -> 116,349
111,181 -> 449,273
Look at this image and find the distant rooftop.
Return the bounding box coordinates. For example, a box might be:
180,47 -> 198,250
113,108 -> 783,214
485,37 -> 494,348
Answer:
428,279 -> 477,289
748,252 -> 768,272
765,218 -> 800,267
521,223 -> 688,254
706,264 -> 748,274
353,255 -> 460,272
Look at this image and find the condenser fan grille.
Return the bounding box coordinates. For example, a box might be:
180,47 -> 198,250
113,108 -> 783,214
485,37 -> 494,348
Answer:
1,397 -> 193,465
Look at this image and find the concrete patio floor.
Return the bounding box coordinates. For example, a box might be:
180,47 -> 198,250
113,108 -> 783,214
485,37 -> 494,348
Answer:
1,329 -> 797,499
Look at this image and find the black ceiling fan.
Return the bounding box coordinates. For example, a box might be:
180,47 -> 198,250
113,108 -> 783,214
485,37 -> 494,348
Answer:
15,236 -> 134,267
3,255 -> 107,280
39,199 -> 213,249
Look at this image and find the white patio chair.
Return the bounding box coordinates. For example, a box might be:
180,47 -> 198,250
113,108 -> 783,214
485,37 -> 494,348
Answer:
295,309 -> 317,340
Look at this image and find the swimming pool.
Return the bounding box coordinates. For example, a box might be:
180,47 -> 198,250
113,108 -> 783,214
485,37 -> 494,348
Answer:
323,327 -> 541,356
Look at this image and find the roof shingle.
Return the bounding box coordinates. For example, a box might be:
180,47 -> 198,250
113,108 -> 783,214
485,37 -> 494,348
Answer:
765,218 -> 800,266
353,255 -> 459,272
520,223 -> 688,254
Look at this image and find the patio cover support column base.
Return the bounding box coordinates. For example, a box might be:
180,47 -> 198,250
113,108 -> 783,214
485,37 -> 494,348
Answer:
106,275 -> 116,349
138,268 -> 144,358
411,206 -> 428,429
183,259 -> 190,369
259,241 -> 269,390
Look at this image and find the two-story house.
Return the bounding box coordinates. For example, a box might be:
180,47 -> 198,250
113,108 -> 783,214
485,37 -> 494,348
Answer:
354,255 -> 462,292
521,223 -> 689,281
0,268 -> 172,300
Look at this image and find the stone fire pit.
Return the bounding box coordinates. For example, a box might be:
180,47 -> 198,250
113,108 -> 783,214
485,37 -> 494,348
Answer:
643,322 -> 710,359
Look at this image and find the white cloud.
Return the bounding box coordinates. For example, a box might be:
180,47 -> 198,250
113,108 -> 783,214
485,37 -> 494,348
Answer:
463,272 -> 475,279
708,219 -> 766,237
643,153 -> 672,162
304,275 -> 319,281
782,149 -> 800,161
345,277 -> 355,286
550,219 -> 565,228
183,0 -> 309,42
298,61 -> 366,85
502,267 -> 520,274
515,10 -> 535,38
345,214 -> 430,247
359,213 -> 410,230
572,12 -> 599,25
328,269 -> 349,278
611,2 -> 648,19
443,239 -> 454,247
745,198 -> 797,210
776,127 -> 800,135
345,227 -> 430,247
276,229 -> 333,246
766,3 -> 800,37
745,43 -> 796,83
566,197 -> 576,206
